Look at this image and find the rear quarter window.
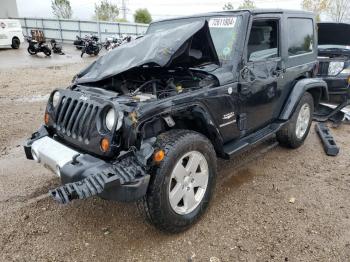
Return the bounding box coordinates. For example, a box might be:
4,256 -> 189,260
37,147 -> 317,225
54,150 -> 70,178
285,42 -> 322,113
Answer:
287,18 -> 314,56
7,22 -> 20,28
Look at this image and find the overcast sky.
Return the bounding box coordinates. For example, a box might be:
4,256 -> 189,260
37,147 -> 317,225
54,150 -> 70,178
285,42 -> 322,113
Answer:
17,0 -> 303,21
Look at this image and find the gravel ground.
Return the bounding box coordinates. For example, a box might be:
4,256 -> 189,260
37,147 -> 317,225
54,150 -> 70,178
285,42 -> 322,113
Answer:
0,57 -> 350,261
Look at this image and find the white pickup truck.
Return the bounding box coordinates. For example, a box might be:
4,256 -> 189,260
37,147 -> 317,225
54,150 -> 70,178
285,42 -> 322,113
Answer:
0,19 -> 24,49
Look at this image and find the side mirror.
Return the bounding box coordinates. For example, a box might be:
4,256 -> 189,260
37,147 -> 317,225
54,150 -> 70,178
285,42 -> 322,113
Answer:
240,66 -> 249,80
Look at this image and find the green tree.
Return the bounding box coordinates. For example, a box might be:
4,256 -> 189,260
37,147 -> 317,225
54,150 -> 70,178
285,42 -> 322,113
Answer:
115,18 -> 128,23
223,2 -> 234,10
94,0 -> 119,21
301,0 -> 329,22
51,0 -> 72,19
238,0 -> 256,9
134,8 -> 152,24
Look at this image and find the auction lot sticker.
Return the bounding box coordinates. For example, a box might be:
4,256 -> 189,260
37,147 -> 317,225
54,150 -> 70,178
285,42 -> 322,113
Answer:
209,17 -> 237,28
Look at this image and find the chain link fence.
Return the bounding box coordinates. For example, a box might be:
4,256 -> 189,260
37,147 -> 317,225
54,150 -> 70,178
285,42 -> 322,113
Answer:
17,17 -> 149,43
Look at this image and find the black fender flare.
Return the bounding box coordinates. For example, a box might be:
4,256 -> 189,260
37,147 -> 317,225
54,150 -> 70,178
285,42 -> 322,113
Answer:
279,78 -> 328,120
136,103 -> 226,157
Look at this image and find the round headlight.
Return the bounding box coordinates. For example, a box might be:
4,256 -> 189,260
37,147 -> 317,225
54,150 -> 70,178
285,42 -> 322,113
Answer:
328,62 -> 344,76
52,91 -> 60,107
105,108 -> 116,131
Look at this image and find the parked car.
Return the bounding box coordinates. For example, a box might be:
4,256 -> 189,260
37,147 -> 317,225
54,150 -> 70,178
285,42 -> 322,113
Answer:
24,9 -> 327,232
0,19 -> 24,49
317,22 -> 350,104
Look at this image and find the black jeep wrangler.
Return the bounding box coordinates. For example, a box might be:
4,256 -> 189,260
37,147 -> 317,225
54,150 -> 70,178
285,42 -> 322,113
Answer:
24,9 -> 328,232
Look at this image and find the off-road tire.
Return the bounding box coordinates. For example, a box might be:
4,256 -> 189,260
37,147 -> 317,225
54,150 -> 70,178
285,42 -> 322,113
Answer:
276,92 -> 314,148
11,37 -> 20,49
137,130 -> 217,233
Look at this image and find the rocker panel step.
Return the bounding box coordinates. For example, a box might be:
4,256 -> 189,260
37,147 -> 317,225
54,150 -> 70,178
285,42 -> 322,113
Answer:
315,123 -> 340,156
223,123 -> 283,156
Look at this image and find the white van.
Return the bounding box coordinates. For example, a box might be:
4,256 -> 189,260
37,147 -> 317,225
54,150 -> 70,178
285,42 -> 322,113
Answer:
0,19 -> 24,49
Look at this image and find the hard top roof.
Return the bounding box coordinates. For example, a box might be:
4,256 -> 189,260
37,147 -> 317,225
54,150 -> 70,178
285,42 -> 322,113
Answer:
151,9 -> 314,24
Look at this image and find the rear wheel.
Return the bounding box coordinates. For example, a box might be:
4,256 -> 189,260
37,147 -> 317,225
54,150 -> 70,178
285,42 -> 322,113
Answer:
137,130 -> 217,233
11,37 -> 20,49
43,47 -> 51,56
93,47 -> 100,56
276,92 -> 314,148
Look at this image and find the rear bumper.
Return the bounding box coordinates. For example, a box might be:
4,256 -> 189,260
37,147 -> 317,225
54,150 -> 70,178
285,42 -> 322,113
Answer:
24,126 -> 150,203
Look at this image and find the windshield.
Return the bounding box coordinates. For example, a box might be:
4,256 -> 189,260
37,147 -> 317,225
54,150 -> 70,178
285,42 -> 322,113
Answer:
147,16 -> 242,64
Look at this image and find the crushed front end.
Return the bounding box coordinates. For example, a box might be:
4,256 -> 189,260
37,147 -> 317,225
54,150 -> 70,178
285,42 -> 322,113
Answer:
24,88 -> 152,204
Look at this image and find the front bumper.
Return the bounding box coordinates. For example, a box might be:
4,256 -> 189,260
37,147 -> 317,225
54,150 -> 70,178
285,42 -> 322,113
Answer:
24,126 -> 150,204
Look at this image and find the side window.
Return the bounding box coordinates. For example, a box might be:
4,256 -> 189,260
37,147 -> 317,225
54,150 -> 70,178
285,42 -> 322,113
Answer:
247,20 -> 279,62
287,18 -> 314,56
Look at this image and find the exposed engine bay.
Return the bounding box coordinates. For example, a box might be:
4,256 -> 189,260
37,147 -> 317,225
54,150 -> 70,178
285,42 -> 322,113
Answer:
74,67 -> 219,102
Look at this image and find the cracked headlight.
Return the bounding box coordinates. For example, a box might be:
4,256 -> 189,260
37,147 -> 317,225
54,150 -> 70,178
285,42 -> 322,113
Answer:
105,108 -> 116,131
328,62 -> 345,76
52,91 -> 60,107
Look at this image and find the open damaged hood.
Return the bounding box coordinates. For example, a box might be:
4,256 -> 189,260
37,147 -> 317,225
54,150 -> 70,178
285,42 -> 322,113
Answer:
318,23 -> 350,46
76,20 -> 219,84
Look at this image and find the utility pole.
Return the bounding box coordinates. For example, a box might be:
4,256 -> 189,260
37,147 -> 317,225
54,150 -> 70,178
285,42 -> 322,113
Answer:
121,0 -> 127,20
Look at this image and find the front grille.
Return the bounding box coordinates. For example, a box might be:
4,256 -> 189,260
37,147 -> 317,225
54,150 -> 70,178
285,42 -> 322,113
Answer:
318,61 -> 330,76
54,97 -> 99,143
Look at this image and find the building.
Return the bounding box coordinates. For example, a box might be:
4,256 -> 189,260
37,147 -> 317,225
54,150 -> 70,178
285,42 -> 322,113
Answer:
0,0 -> 19,18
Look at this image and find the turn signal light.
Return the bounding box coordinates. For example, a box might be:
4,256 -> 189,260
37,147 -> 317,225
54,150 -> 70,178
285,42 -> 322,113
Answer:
347,76 -> 350,85
44,112 -> 49,125
100,138 -> 110,152
153,149 -> 165,162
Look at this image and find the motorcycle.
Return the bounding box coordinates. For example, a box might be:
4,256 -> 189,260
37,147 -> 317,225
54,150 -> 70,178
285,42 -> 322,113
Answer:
104,35 -> 134,51
81,37 -> 102,57
27,37 -> 51,56
73,35 -> 84,50
50,39 -> 65,55
104,36 -> 121,50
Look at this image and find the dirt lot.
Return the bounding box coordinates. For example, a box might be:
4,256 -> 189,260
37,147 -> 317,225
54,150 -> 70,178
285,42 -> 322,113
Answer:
0,56 -> 350,261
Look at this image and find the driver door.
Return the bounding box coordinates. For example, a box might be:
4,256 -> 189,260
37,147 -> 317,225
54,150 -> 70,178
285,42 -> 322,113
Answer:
239,17 -> 285,133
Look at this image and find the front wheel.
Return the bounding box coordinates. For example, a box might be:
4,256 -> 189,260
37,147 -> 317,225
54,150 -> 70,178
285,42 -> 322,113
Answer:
276,92 -> 314,148
137,130 -> 217,233
80,48 -> 85,57
11,38 -> 20,49
27,46 -> 37,55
